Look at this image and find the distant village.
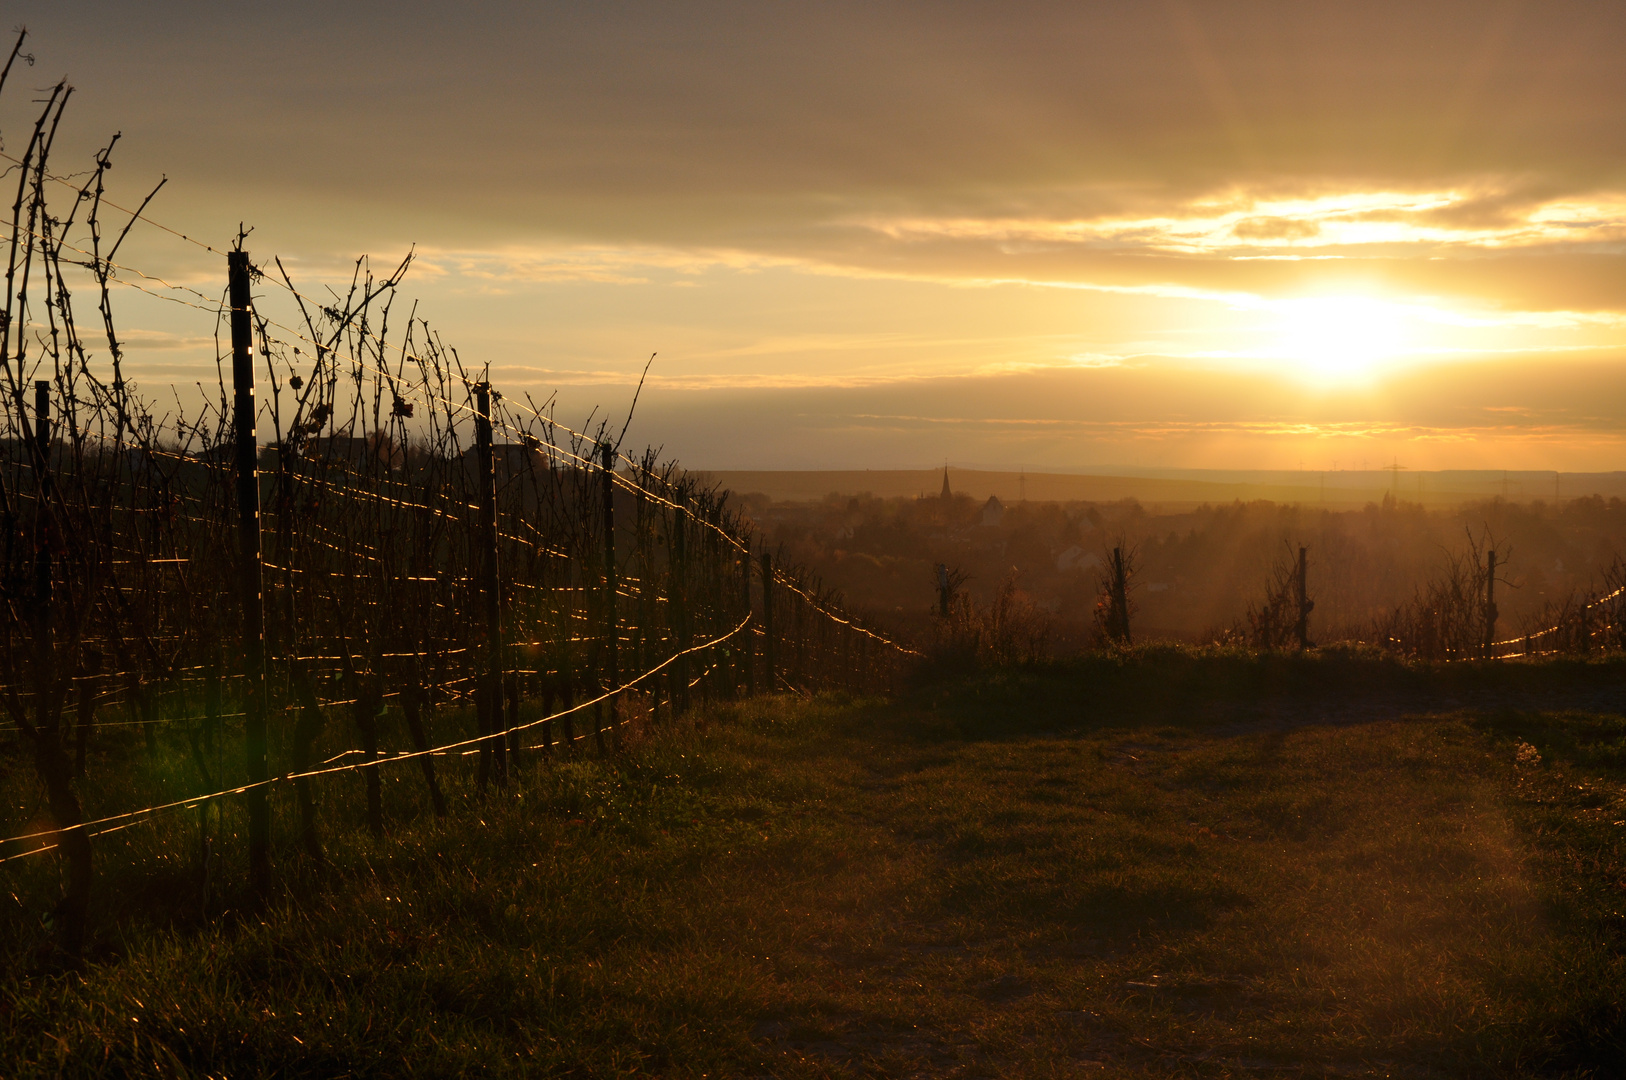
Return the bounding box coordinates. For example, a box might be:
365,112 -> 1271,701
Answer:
740,468 -> 1626,647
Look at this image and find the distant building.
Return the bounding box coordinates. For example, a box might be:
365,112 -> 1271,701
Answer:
1056,545 -> 1100,572
940,466 -> 952,499
979,494 -> 1004,527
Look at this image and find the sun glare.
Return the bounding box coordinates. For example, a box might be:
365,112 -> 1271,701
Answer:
1268,296 -> 1413,382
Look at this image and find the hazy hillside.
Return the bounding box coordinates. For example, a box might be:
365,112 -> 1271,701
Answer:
741,488 -> 1626,645
710,467 -> 1626,511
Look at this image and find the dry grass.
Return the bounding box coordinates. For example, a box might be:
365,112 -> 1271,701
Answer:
2,652 -> 1624,1077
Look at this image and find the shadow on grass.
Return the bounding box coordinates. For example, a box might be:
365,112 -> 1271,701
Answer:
893,645 -> 1626,743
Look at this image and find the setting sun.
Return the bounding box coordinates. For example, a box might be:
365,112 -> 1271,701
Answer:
1268,296 -> 1414,382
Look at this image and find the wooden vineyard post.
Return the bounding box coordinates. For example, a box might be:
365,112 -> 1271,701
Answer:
810,600 -> 819,688
506,674 -> 523,761
32,377 -> 49,466
822,615 -> 833,693
30,380 -> 50,624
1484,549 -> 1498,659
761,550 -> 775,692
25,378 -> 92,955
73,649 -> 100,777
538,675 -> 556,758
843,625 -> 853,695
399,682 -> 447,817
712,512 -> 727,702
635,468 -> 652,687
704,505 -> 722,704
352,673 -> 384,839
825,620 -> 835,694
792,588 -> 804,689
644,465 -> 667,725
598,441 -> 616,754
672,494 -> 690,715
808,604 -> 819,691
289,665 -> 328,863
228,250 -> 271,895
474,382 -> 505,788
740,541 -> 755,697
1294,546 -> 1313,651
559,671 -> 575,752
203,650 -> 222,754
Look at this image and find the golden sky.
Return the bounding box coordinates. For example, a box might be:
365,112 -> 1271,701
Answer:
13,1 -> 1626,470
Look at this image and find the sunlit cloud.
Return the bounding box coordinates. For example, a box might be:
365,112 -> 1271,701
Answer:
120,328 -> 215,351
409,245 -> 801,290
1066,353 -> 1135,369
497,364 -> 943,391
852,187 -> 1626,257
838,413 -> 1626,444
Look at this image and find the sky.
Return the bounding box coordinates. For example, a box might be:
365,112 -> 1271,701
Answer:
7,1 -> 1626,471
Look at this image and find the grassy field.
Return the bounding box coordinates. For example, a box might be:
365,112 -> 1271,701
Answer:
3,651 -> 1626,1077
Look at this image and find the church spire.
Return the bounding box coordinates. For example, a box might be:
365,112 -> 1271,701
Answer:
940,464 -> 951,499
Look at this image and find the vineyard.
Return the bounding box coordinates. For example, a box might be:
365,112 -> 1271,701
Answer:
0,32 -> 911,959
5,25 -> 1626,973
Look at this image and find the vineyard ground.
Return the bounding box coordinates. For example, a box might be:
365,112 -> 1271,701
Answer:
3,651 -> 1626,1077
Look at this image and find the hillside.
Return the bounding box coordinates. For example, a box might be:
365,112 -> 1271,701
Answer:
4,655 -> 1622,1077
745,490 -> 1626,645
709,468 -> 1626,511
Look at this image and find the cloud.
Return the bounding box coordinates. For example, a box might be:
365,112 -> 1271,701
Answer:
24,3 -> 1626,329
29,4 -> 1626,250
1232,217 -> 1323,241
119,329 -> 214,351
408,245 -> 796,289
846,187 -> 1626,258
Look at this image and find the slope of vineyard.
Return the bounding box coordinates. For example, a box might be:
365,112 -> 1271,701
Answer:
0,34 -> 905,958
2,654 -> 1623,1077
